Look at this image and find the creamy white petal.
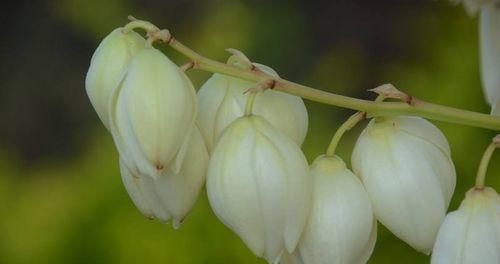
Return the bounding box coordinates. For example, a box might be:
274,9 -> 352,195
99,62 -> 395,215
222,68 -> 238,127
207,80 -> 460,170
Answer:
195,73 -> 228,150
294,155 -> 375,264
110,48 -> 197,179
119,159 -> 171,221
395,116 -> 451,155
431,187 -> 500,264
197,64 -> 308,150
85,28 -> 145,129
119,125 -> 208,225
212,83 -> 245,145
352,116 -> 456,253
119,159 -> 154,219
394,116 -> 456,204
355,219 -> 378,264
480,3 -> 500,106
207,115 -> 311,263
155,125 -> 208,227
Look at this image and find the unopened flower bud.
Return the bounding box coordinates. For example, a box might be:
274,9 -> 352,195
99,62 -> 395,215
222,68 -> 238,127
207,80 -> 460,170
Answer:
287,155 -> 376,264
352,116 -> 456,254
85,28 -> 146,129
206,115 -> 311,263
197,64 -> 308,150
120,125 -> 208,228
110,47 -> 197,179
431,187 -> 500,264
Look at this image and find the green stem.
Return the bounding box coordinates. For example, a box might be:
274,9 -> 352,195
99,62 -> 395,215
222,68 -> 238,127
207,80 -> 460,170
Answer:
162,27 -> 500,131
475,137 -> 499,189
122,20 -> 159,33
326,112 -> 365,156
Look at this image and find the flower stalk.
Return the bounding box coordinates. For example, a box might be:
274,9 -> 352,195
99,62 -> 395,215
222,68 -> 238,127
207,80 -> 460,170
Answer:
475,135 -> 500,189
127,17 -> 500,131
325,112 -> 365,157
325,94 -> 387,156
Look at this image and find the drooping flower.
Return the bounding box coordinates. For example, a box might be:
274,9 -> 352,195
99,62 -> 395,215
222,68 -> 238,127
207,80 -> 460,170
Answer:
109,47 -> 197,179
120,125 -> 208,227
197,63 -> 308,150
285,155 -> 376,264
85,28 -> 146,129
431,187 -> 500,264
206,115 -> 312,263
352,116 -> 456,254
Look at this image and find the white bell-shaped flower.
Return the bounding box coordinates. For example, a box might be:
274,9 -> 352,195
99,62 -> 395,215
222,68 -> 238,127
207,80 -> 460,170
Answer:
197,64 -> 308,150
286,155 -> 376,264
351,116 -> 456,254
119,125 -> 208,227
206,115 -> 312,263
431,187 -> 500,264
480,3 -> 500,110
109,47 -> 197,179
85,28 -> 146,129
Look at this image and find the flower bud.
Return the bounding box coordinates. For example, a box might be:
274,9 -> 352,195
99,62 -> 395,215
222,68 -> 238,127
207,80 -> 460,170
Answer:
431,187 -> 500,264
119,125 -> 208,228
480,3 -> 500,107
85,28 -> 146,129
206,115 -> 311,263
351,116 -> 456,254
110,47 -> 197,179
288,155 -> 376,264
197,64 -> 308,150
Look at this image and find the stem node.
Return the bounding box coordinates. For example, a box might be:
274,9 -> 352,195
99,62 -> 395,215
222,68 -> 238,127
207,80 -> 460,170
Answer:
180,61 -> 196,72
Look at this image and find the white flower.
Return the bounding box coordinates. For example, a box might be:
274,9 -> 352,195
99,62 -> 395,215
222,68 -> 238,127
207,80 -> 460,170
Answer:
431,187 -> 500,264
480,3 -> 500,110
109,47 -> 197,179
197,63 -> 308,150
286,155 -> 376,264
351,116 -> 456,254
85,28 -> 145,129
206,115 -> 311,263
119,125 -> 208,227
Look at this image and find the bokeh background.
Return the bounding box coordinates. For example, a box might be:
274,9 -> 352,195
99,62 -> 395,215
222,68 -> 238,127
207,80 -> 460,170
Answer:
0,0 -> 498,263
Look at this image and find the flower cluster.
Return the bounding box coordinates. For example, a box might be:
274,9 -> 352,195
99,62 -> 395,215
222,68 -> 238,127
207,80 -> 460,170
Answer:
85,14 -> 500,264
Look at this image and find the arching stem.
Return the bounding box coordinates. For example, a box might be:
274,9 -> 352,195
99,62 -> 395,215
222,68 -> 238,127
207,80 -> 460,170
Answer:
122,19 -> 159,34
326,112 -> 366,156
127,17 -> 500,131
475,135 -> 500,189
325,95 -> 386,156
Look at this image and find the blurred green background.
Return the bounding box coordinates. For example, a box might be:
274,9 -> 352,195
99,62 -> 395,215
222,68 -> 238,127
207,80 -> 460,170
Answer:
0,0 -> 498,263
